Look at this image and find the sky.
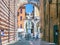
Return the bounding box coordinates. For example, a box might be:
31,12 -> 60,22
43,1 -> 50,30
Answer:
25,4 -> 34,14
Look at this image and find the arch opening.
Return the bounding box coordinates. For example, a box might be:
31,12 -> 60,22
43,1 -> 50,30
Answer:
17,2 -> 41,38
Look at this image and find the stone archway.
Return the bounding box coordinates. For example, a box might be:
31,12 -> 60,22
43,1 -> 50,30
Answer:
17,1 -> 40,38
17,1 -> 40,13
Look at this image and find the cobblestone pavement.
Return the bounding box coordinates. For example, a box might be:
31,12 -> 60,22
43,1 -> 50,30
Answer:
8,39 -> 30,45
8,38 -> 55,45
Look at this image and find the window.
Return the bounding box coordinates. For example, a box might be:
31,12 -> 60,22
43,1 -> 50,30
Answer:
20,9 -> 22,13
20,16 -> 22,21
17,12 -> 19,16
20,24 -> 22,28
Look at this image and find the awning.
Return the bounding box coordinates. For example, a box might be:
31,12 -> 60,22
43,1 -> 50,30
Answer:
17,28 -> 24,32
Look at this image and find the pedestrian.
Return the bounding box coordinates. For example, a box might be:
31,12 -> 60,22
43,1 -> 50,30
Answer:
35,33 -> 38,40
33,35 -> 35,39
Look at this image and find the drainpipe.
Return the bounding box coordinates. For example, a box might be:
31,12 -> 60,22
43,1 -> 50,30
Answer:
49,0 -> 50,42
43,0 -> 46,40
14,0 -> 15,40
48,0 -> 52,42
8,0 -> 10,42
56,0 -> 59,44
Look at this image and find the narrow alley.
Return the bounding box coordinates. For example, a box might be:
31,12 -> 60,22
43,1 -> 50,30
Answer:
0,0 -> 60,45
8,39 -> 55,45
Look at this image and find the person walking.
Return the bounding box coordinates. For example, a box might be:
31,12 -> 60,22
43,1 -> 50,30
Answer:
35,33 -> 38,40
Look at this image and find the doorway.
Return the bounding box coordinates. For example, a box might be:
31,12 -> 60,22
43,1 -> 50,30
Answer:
53,25 -> 58,45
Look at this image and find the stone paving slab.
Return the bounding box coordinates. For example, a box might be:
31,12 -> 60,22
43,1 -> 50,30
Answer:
8,39 -> 55,45
8,40 -> 30,45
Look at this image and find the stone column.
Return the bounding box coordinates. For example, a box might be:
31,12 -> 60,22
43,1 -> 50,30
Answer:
24,20 -> 27,34
33,19 -> 40,38
33,21 -> 38,38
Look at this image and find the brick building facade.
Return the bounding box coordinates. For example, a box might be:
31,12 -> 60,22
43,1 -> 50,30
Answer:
17,6 -> 25,29
0,0 -> 17,45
